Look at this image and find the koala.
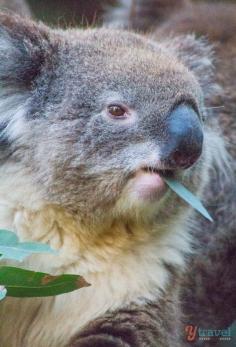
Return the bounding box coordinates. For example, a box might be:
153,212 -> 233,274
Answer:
0,1 -> 235,347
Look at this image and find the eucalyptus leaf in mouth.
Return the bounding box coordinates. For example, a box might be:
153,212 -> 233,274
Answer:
142,167 -> 174,178
163,177 -> 213,222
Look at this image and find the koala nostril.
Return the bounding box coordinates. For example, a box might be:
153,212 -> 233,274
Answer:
172,149 -> 201,169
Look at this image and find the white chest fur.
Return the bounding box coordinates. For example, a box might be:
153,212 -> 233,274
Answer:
0,204 -> 190,347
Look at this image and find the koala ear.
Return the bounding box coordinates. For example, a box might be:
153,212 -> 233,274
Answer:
163,34 -> 220,102
0,14 -> 57,161
0,12 -> 54,90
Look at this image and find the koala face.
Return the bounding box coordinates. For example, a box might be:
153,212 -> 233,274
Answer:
0,15 -> 213,227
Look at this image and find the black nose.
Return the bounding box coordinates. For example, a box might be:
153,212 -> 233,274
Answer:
161,105 -> 203,169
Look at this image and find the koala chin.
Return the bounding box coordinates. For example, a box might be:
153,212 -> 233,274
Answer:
0,8 -> 234,347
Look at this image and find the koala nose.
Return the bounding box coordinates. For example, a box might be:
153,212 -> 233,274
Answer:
161,105 -> 203,169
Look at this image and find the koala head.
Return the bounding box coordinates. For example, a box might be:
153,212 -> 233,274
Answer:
0,14 -> 217,231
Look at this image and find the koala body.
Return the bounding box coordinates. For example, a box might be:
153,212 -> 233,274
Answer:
0,2 -> 235,347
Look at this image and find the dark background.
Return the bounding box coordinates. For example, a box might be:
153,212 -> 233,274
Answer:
27,0 -> 116,26
26,0 -> 236,27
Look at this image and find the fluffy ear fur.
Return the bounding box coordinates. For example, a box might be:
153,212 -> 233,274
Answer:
0,13 -> 56,162
0,12 -> 54,90
161,34 -> 220,103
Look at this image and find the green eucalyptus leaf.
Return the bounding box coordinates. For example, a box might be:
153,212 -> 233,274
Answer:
0,285 -> 7,300
163,177 -> 213,222
0,230 -> 57,261
0,266 -> 90,297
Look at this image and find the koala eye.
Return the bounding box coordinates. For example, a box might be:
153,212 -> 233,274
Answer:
108,105 -> 127,118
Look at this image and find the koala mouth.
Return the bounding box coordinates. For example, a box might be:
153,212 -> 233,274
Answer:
142,167 -> 175,178
130,166 -> 172,201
